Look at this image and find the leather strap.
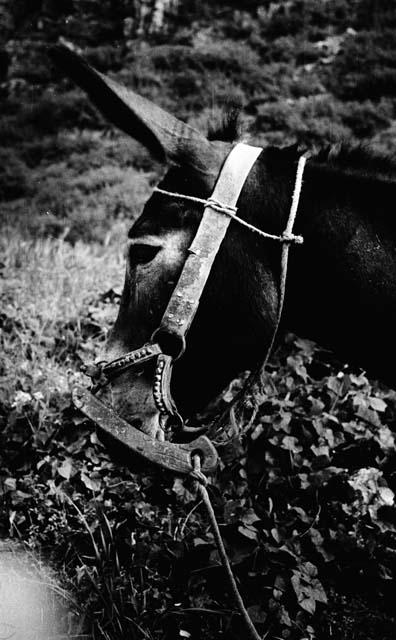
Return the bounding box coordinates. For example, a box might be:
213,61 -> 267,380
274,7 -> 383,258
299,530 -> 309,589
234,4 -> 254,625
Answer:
152,142 -> 263,356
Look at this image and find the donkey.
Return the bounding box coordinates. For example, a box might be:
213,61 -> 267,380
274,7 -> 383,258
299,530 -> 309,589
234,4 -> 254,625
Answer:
52,45 -> 396,442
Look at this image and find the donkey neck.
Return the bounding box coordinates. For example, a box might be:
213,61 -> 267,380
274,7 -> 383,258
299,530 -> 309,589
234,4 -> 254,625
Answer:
285,161 -> 396,386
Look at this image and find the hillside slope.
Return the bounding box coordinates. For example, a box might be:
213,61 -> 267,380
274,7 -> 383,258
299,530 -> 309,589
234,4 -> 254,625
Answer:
2,0 -> 396,239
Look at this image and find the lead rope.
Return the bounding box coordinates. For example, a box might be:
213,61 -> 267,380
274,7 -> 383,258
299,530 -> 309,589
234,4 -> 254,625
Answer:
190,455 -> 262,640
184,154 -> 309,640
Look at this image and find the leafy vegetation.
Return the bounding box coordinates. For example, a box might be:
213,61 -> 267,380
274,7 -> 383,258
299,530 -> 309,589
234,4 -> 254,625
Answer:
2,0 -> 396,638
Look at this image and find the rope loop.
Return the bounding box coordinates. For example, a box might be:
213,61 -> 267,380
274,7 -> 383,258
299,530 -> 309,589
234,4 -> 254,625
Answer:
153,186 -> 304,246
190,454 -> 209,486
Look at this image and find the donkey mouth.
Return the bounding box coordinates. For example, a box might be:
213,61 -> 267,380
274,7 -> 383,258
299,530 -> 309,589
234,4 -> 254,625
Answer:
98,368 -> 164,440
95,363 -> 208,444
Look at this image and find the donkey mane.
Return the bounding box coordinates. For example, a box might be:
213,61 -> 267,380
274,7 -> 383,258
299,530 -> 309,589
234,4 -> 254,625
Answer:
276,141 -> 396,181
316,143 -> 396,179
207,105 -> 244,142
207,107 -> 396,180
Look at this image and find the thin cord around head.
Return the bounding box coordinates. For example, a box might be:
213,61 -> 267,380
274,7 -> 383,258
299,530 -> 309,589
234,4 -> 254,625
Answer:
254,152 -> 310,380
154,187 -> 303,244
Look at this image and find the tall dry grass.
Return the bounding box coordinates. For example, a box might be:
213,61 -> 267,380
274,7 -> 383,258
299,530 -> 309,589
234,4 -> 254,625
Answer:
0,232 -> 124,408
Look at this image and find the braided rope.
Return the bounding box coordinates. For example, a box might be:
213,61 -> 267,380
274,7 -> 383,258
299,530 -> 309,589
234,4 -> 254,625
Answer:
191,456 -> 262,640
154,187 -> 304,244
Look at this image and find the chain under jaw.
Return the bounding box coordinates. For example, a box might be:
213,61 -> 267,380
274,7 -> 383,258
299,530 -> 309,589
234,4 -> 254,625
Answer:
80,343 -> 163,388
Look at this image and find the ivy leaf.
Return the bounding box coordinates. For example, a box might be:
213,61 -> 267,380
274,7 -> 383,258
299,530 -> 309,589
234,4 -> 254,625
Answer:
279,605 -> 292,626
355,404 -> 381,427
350,373 -> 369,387
241,508 -> 260,526
378,564 -> 393,580
310,443 -> 329,457
291,562 -> 327,615
271,527 -> 281,543
193,537 -> 208,547
368,396 -> 387,412
309,396 -> 325,416
327,376 -> 343,395
298,595 -> 316,614
224,500 -> 242,524
375,425 -> 395,451
4,477 -> 17,492
309,528 -> 334,562
247,605 -> 267,624
294,337 -> 317,357
238,524 -> 258,541
287,355 -> 308,381
81,471 -> 101,492
281,436 -> 303,453
273,412 -> 292,433
172,477 -> 195,504
310,580 -> 328,604
300,561 -> 318,580
57,458 -> 74,480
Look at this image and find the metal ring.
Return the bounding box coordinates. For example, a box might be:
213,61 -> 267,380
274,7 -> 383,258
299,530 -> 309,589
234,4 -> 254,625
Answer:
150,327 -> 186,360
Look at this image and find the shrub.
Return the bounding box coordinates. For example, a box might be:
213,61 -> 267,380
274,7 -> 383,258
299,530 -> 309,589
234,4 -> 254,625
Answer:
85,44 -> 124,71
341,99 -> 393,137
341,68 -> 396,101
331,29 -> 396,100
0,149 -> 32,201
19,89 -> 100,134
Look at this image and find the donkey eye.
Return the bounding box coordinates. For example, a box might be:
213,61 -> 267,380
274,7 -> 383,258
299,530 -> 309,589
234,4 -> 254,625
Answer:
128,243 -> 161,267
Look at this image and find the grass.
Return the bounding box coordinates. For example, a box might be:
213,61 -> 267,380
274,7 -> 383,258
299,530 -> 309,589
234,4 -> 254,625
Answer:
0,232 -> 124,408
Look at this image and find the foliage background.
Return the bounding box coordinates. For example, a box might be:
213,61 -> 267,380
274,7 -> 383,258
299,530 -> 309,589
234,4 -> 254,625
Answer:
2,1 -> 396,638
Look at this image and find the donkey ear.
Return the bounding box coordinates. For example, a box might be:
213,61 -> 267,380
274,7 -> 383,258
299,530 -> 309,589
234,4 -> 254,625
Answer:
49,44 -> 219,170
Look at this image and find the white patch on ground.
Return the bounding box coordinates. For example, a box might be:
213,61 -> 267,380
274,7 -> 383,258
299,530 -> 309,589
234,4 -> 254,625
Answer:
0,540 -> 80,640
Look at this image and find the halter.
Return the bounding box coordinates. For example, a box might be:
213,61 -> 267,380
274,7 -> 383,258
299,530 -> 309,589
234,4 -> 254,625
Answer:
73,143 -> 307,476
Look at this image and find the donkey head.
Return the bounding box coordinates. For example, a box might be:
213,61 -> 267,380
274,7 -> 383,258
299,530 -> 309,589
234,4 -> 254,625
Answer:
52,46 -> 283,439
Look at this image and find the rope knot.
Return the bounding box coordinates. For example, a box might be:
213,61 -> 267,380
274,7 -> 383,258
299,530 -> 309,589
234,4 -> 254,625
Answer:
207,198 -> 238,216
282,232 -> 304,244
190,454 -> 209,486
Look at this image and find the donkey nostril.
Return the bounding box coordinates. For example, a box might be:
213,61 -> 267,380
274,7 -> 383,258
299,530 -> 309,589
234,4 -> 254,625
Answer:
129,244 -> 161,267
130,418 -> 143,430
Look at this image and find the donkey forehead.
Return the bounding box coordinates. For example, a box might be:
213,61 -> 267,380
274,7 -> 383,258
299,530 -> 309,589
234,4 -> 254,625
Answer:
128,165 -> 215,239
128,152 -> 266,240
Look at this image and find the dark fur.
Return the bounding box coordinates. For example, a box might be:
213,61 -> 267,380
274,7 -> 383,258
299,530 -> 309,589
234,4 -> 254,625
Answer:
109,112 -> 396,413
123,136 -> 396,415
207,105 -> 244,142
317,144 -> 396,178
